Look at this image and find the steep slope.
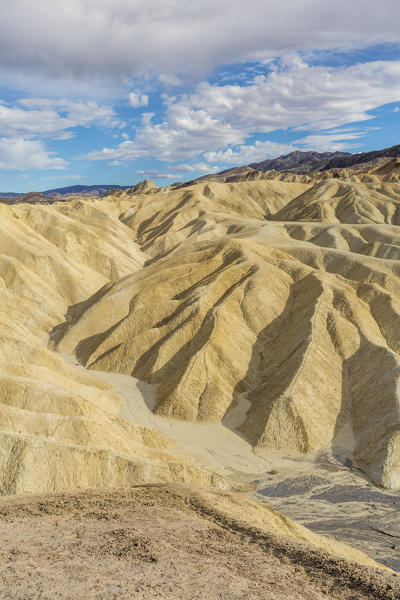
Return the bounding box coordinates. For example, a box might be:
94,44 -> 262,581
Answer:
3,173 -> 400,497
0,199 -> 229,495
51,178 -> 400,490
274,179 -> 400,224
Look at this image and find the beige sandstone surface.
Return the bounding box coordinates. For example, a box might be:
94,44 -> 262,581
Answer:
2,171 -> 400,573
52,176 -> 400,491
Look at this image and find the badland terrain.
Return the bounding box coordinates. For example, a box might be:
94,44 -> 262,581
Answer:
1,147 -> 400,597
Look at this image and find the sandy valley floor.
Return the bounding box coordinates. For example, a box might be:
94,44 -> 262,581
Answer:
92,367 -> 400,573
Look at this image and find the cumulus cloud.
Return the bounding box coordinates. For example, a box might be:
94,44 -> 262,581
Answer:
42,174 -> 87,181
0,98 -> 120,171
180,59 -> 400,133
136,170 -> 177,180
295,131 -> 368,152
86,59 -> 400,166
173,162 -> 215,173
0,138 -> 66,170
128,93 -> 149,108
159,74 -> 182,87
204,141 -> 296,165
0,99 -> 118,139
2,3 -> 398,177
136,163 -> 221,179
0,1 -> 399,85
86,110 -> 244,162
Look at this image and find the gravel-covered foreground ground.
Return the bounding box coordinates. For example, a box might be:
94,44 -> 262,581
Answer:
0,484 -> 399,600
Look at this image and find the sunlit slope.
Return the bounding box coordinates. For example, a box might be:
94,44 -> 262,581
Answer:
274,179 -> 400,224
2,174 -> 400,495
57,178 -> 400,490
0,199 -> 226,495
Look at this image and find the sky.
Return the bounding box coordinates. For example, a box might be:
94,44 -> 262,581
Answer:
0,1 -> 400,192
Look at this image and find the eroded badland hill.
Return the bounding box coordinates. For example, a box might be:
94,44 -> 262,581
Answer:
2,163 -> 400,593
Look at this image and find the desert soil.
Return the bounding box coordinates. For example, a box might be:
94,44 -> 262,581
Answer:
0,484 -> 399,600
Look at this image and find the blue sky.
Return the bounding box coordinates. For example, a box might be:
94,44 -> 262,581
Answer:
0,1 -> 399,192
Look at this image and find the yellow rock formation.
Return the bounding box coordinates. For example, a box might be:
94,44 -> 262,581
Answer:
2,173 -> 400,497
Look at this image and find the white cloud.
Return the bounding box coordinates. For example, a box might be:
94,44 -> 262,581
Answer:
128,93 -> 149,108
0,1 -> 399,87
86,109 -> 244,162
159,74 -> 182,87
295,131 -> 368,152
0,99 -> 119,172
180,59 -> 400,133
204,141 -> 296,165
136,170 -> 177,180
173,162 -> 214,172
86,59 -> 400,165
136,164 -> 221,180
0,138 -> 66,170
42,174 -> 87,181
0,99 -> 118,139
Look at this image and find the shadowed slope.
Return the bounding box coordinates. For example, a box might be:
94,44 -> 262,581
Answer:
3,174 -> 400,496
54,180 -> 400,490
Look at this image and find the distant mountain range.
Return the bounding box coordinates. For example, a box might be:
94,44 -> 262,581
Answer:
0,184 -> 131,201
179,143 -> 400,187
0,192 -> 22,199
248,150 -> 350,173
2,144 -> 400,201
42,184 -> 131,196
249,144 -> 400,173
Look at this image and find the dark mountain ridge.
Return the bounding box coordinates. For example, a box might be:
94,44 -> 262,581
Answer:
0,192 -> 22,198
0,184 -> 131,200
320,144 -> 400,171
249,145 -> 400,174
249,150 -> 350,173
